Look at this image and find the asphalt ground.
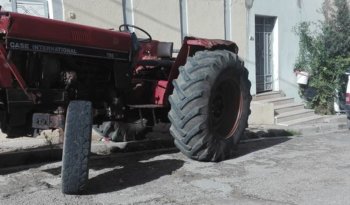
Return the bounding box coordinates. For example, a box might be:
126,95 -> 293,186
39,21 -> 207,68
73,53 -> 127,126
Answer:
0,129 -> 349,204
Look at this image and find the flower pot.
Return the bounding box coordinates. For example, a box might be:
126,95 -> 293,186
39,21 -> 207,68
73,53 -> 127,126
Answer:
296,71 -> 309,85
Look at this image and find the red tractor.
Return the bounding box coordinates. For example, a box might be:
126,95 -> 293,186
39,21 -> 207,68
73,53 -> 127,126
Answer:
0,11 -> 251,194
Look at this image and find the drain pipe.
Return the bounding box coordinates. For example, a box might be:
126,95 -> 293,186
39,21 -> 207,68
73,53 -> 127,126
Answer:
245,0 -> 254,58
245,0 -> 255,94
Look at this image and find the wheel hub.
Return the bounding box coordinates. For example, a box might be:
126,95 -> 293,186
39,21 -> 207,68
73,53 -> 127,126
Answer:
209,77 -> 242,139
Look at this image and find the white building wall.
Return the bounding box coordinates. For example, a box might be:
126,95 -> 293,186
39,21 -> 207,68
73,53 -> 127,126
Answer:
60,0 -> 244,52
62,0 -> 124,29
0,0 -> 12,11
187,0 -> 225,40
246,0 -> 324,99
231,0 -> 247,58
133,0 -> 182,49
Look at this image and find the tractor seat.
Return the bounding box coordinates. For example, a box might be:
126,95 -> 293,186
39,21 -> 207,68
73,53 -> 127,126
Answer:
156,41 -> 174,59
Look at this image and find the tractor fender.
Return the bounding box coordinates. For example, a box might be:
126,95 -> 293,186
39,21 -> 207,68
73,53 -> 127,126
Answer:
164,37 -> 239,104
185,37 -> 239,54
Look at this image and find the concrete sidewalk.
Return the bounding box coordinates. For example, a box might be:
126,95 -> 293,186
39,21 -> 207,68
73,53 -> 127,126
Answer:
0,114 -> 348,168
0,123 -> 295,168
0,124 -> 293,154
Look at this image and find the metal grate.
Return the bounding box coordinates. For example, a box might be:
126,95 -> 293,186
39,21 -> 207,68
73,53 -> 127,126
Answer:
255,16 -> 276,93
13,0 -> 49,18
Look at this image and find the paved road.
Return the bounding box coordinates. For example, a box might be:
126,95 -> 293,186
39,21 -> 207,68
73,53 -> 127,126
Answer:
0,130 -> 349,205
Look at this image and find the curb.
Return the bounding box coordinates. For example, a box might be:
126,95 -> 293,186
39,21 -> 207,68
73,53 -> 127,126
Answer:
3,123 -> 340,169
291,124 -> 348,136
0,146 -> 62,168
0,138 -> 175,169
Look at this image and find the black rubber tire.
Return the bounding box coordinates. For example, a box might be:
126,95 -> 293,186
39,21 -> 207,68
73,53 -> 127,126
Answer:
61,101 -> 92,194
168,50 -> 251,162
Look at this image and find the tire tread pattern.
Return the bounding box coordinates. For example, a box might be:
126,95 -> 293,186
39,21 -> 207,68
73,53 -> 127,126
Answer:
169,50 -> 252,162
61,101 -> 92,194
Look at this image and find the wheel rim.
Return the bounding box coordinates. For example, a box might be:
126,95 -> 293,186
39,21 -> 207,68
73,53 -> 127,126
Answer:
209,76 -> 243,139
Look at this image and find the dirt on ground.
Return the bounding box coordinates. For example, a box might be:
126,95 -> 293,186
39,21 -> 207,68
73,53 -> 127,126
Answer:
0,130 -> 350,205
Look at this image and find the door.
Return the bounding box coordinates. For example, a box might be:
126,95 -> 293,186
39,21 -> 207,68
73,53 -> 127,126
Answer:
255,16 -> 276,93
12,0 -> 49,18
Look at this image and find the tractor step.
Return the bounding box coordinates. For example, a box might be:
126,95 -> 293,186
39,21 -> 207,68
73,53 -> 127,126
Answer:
128,104 -> 165,109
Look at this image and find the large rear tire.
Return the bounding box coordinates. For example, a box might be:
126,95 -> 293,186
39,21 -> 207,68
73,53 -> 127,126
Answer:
61,101 -> 92,194
169,50 -> 251,162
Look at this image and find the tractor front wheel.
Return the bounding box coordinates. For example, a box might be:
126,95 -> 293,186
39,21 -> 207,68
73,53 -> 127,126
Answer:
168,50 -> 251,162
61,101 -> 92,194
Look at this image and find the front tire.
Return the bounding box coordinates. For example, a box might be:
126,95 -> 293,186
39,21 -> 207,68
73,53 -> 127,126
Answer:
168,50 -> 251,162
61,101 -> 92,194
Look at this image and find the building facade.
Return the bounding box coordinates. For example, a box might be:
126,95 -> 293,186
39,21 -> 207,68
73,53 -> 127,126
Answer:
245,0 -> 324,99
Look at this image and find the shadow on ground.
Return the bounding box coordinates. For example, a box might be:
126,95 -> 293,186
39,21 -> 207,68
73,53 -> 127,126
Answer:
42,149 -> 184,195
1,128 -> 293,195
81,130 -> 291,194
84,158 -> 184,194
233,129 -> 293,157
243,129 -> 295,139
236,137 -> 291,157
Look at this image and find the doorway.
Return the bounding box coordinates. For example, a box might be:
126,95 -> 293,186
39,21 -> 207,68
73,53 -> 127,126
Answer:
255,16 -> 276,93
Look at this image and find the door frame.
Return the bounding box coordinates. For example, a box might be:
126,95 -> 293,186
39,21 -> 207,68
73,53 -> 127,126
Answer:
254,15 -> 279,93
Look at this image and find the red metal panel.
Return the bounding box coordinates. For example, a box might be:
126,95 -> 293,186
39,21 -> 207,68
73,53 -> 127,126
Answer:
0,46 -> 34,101
0,12 -> 10,34
0,46 -> 27,90
0,46 -> 13,87
0,12 -> 132,53
153,80 -> 168,105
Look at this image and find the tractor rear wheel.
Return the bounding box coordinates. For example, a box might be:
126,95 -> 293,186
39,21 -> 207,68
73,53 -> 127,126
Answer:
61,101 -> 92,194
168,50 -> 251,162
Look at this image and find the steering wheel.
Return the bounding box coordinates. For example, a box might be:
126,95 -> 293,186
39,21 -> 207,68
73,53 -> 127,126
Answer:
119,24 -> 152,43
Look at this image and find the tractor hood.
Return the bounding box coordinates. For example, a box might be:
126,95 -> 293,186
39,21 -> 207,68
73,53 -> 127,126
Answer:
0,11 -> 132,61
